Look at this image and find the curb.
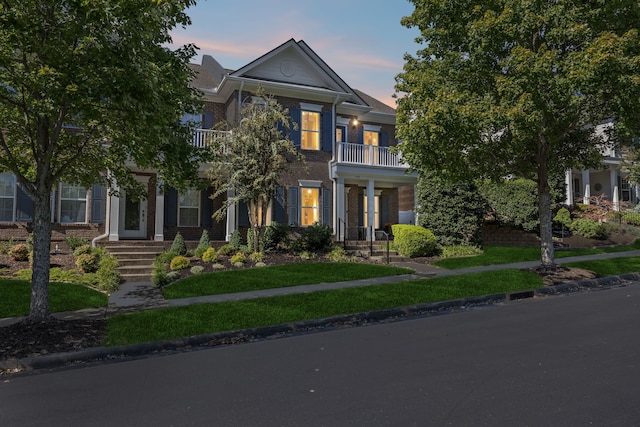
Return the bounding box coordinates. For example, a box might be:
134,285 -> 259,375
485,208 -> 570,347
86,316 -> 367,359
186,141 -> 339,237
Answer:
3,273 -> 639,375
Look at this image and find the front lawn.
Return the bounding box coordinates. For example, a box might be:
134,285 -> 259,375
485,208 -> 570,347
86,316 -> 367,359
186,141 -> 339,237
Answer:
107,269 -> 542,346
563,256 -> 640,277
162,262 -> 412,299
0,279 -> 108,318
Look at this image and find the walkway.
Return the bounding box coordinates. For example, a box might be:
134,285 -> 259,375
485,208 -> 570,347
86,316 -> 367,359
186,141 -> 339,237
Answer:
2,249 -> 640,326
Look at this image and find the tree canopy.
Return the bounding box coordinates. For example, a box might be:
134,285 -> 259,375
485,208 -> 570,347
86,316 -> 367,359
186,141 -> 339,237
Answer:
396,0 -> 640,267
208,88 -> 303,253
0,0 -> 205,320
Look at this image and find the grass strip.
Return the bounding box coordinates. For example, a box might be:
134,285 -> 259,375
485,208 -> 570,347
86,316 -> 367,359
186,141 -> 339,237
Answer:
563,256 -> 640,277
0,279 -> 108,318
434,240 -> 640,270
162,262 -> 412,299
107,269 -> 541,346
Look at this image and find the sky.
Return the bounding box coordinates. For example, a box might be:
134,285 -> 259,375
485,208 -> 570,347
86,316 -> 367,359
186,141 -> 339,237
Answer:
168,0 -> 422,108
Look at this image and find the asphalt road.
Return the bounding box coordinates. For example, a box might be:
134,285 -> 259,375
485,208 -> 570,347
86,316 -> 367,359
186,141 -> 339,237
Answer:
2,284 -> 640,426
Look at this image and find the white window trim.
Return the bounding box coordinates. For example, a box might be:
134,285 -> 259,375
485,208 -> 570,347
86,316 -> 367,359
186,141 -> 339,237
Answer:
299,102 -> 323,112
363,124 -> 381,132
0,173 -> 16,223
178,188 -> 201,227
58,183 -> 89,224
300,187 -> 320,227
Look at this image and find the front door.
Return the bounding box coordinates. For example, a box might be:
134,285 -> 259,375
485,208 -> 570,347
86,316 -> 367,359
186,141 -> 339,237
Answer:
118,177 -> 149,239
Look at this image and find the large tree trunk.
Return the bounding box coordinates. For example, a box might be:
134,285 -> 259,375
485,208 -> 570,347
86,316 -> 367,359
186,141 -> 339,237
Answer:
29,193 -> 53,322
537,132 -> 555,268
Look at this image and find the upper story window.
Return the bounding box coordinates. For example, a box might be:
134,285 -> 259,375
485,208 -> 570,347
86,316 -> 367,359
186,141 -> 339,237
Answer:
0,173 -> 16,222
178,188 -> 200,227
301,111 -> 320,150
60,183 -> 88,223
364,130 -> 379,146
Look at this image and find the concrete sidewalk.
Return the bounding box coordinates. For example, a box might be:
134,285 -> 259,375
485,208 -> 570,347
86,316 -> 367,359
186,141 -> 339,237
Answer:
2,249 -> 640,326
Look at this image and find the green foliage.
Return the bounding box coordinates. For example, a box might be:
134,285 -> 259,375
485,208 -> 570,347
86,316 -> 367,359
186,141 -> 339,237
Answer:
294,223 -> 333,253
194,230 -> 210,258
64,236 -> 90,251
0,238 -> 14,254
391,224 -> 438,258
190,266 -> 205,275
218,244 -> 234,256
440,245 -> 483,259
202,247 -> 219,263
170,232 -> 188,256
230,252 -> 247,264
73,244 -> 93,257
622,212 -> 640,226
8,244 -> 29,262
229,230 -> 243,250
166,271 -> 181,284
569,219 -> 607,240
152,260 -> 169,287
262,222 -> 291,252
156,250 -> 179,265
478,179 -> 540,232
554,207 -> 573,228
326,246 -> 355,262
299,251 -> 316,260
170,255 -> 190,271
416,173 -> 486,246
75,253 -> 100,273
249,252 -> 264,263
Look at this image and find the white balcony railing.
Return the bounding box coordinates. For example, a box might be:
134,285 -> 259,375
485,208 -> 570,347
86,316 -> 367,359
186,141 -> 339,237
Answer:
337,142 -> 408,168
193,129 -> 231,149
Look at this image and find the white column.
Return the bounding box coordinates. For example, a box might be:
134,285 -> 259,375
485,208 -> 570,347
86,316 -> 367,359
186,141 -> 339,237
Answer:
108,184 -> 120,241
565,170 -> 573,206
225,189 -> 237,241
610,168 -> 619,210
154,178 -> 165,241
335,178 -> 345,241
366,179 -> 375,240
582,169 -> 591,204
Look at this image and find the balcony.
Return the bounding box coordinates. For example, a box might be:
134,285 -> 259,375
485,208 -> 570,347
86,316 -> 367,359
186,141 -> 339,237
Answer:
193,129 -> 231,149
337,142 -> 409,169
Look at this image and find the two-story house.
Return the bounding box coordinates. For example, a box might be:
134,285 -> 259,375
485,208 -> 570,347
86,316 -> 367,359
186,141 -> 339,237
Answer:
0,39 -> 417,245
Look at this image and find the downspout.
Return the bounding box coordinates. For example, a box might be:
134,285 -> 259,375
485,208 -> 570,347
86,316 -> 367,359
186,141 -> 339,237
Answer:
91,178 -> 111,248
328,95 -> 340,240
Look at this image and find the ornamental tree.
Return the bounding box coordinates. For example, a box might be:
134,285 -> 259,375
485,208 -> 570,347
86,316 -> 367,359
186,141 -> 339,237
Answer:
0,0 -> 206,321
207,88 -> 304,253
396,1 -> 640,268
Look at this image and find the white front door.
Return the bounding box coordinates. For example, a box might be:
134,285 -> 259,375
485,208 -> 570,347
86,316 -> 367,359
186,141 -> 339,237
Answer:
118,177 -> 149,239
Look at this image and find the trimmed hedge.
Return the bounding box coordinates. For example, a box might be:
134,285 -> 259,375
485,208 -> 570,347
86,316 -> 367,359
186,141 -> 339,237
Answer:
391,224 -> 438,257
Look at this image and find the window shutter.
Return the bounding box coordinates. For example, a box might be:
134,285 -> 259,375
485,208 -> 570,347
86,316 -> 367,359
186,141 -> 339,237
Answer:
380,195 -> 390,226
164,186 -> 177,226
272,185 -> 286,223
321,112 -> 332,152
238,201 -> 250,227
90,184 -> 106,224
357,193 -> 364,227
380,131 -> 389,147
322,187 -> 332,227
288,186 -> 299,225
358,127 -> 364,144
203,111 -> 214,129
201,188 -> 213,227
16,184 -> 33,222
289,108 -> 301,148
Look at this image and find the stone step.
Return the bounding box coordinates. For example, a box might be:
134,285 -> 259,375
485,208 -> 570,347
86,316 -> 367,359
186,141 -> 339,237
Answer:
117,265 -> 155,276
117,258 -> 156,267
118,272 -> 154,283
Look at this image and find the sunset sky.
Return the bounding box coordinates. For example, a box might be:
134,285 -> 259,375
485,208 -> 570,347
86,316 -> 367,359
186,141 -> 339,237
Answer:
168,0 -> 421,108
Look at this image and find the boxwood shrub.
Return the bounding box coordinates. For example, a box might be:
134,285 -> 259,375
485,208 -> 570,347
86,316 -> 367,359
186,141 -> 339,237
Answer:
391,224 -> 438,257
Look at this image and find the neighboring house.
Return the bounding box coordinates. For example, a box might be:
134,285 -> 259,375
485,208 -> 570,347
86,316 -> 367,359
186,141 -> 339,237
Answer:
0,39 -> 417,244
564,121 -> 639,208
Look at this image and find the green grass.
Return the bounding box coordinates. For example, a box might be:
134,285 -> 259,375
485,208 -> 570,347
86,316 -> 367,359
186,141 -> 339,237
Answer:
0,279 -> 108,318
433,240 -> 640,270
107,269 -> 541,346
564,256 -> 640,277
162,262 -> 412,299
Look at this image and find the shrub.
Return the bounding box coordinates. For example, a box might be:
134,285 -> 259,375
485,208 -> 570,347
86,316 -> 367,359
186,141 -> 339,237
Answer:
166,271 -> 181,283
294,223 -> 333,252
218,244 -> 234,256
94,251 -> 120,292
255,261 -> 267,268
64,236 -> 89,251
73,244 -> 93,257
169,255 -> 190,271
0,238 -> 14,255
570,219 -> 607,240
416,173 -> 486,247
622,211 -> 640,226
479,178 -> 540,232
391,224 -> 438,257
190,265 -> 205,275
440,245 -> 483,259
326,246 -> 354,262
553,207 -> 573,228
230,252 -> 246,264
152,260 -> 169,287
249,252 -> 264,263
202,247 -> 219,263
262,223 -> 290,252
156,250 -> 179,265
229,230 -> 243,250
170,232 -> 187,255
299,251 -> 316,260
211,263 -> 226,270
194,230 -> 211,258
9,244 -> 30,262
76,253 -> 100,273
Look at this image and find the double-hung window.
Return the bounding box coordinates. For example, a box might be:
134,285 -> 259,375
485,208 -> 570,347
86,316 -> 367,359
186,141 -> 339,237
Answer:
0,173 -> 15,222
301,111 -> 320,150
60,183 -> 88,223
178,188 -> 200,227
300,187 -> 319,226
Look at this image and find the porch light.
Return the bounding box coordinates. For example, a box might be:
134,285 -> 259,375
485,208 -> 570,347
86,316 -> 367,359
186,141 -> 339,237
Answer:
351,118 -> 359,128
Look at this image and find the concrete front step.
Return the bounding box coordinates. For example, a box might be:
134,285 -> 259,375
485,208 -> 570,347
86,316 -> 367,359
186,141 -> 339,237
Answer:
102,242 -> 165,282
